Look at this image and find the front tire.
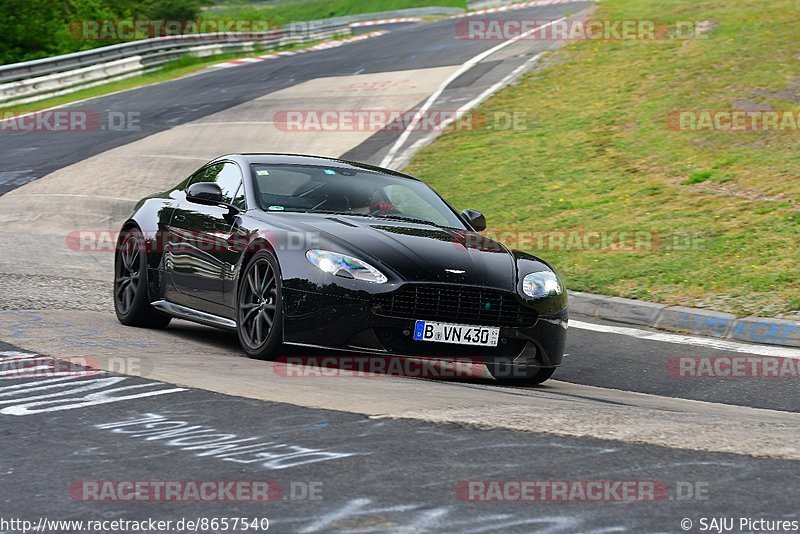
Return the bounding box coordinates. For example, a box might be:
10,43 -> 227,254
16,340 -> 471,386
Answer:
114,228 -> 172,329
237,251 -> 283,360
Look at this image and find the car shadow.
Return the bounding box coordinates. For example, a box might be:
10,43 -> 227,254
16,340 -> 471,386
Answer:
163,319 -> 552,388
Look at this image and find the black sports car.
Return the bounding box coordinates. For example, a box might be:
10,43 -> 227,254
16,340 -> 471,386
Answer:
114,154 -> 568,384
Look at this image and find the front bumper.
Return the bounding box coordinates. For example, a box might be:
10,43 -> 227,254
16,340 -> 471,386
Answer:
281,285 -> 568,368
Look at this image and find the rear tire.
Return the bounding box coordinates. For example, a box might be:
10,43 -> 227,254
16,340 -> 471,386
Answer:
236,251 -> 283,360
488,365 -> 556,386
114,228 -> 172,329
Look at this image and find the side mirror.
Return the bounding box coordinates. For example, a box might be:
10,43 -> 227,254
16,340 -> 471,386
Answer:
461,209 -> 486,232
186,182 -> 224,205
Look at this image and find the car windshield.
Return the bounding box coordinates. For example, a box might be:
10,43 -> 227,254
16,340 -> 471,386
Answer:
251,163 -> 466,229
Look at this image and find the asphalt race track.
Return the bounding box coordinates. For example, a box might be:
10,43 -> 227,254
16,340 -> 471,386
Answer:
0,3 -> 798,532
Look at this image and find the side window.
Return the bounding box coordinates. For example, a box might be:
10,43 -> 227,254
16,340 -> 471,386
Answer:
182,167 -> 206,190
189,162 -> 246,209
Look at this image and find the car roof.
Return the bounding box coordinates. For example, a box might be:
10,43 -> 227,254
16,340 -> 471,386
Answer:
213,153 -> 421,181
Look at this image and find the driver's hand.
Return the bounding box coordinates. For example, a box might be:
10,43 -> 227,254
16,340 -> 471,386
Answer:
370,201 -> 395,214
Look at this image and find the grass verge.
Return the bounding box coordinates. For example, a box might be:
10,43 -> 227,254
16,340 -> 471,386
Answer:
405,0 -> 800,317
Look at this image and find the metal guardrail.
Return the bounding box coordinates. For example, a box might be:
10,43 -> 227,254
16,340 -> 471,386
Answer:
0,5 -> 469,107
281,6 -> 465,28
0,26 -> 350,106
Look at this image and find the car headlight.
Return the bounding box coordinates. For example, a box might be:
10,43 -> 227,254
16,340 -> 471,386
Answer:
306,250 -> 388,284
522,271 -> 562,299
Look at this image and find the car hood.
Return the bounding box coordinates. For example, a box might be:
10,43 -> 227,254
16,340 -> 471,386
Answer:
254,213 -> 519,291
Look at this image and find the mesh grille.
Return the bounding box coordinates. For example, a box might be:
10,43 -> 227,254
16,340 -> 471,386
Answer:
372,285 -> 537,327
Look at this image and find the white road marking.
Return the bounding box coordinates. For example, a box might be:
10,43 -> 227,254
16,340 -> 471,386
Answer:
391,52 -> 543,168
98,413 -> 358,469
380,17 -> 566,168
570,320 -> 800,358
1,384 -> 187,416
0,351 -> 34,358
0,351 -> 187,415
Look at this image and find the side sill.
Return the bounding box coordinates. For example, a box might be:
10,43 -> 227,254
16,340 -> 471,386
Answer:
151,300 -> 237,331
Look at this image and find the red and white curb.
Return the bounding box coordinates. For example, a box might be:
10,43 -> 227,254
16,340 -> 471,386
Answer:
349,17 -> 422,28
458,0 -> 584,17
304,31 -> 387,51
210,0 -> 584,70
210,31 -> 387,69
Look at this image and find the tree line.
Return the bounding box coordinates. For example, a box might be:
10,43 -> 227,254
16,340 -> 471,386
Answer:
0,0 -> 212,65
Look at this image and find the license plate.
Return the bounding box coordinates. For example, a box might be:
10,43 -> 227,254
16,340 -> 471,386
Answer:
413,320 -> 499,347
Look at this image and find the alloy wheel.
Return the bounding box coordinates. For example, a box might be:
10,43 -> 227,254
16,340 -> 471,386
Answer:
115,235 -> 142,315
240,258 -> 278,348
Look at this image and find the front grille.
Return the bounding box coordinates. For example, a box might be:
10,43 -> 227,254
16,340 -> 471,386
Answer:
372,284 -> 537,328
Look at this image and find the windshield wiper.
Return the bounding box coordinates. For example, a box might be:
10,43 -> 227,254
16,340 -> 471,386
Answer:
369,214 -> 441,226
264,209 -> 448,228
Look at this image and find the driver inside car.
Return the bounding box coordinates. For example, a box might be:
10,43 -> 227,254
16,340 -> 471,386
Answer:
348,188 -> 396,215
